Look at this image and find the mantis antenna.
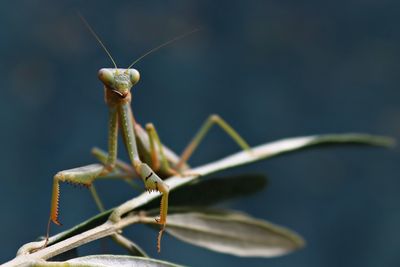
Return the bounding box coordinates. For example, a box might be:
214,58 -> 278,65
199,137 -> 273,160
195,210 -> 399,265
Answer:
78,13 -> 118,69
127,27 -> 202,69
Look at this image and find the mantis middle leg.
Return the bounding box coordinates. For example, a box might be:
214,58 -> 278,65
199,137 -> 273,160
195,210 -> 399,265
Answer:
145,123 -> 178,176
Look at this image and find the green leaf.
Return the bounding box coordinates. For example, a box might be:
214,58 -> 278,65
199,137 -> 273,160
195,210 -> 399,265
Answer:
37,133 -> 392,256
46,133 -> 393,247
161,210 -> 304,257
62,255 -> 183,267
143,174 -> 267,211
189,133 -> 395,177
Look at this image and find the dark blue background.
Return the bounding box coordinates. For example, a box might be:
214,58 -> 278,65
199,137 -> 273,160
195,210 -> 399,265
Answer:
1,1 -> 399,266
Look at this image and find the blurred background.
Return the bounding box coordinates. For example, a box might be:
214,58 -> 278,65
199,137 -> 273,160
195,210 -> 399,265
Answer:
1,0 -> 400,266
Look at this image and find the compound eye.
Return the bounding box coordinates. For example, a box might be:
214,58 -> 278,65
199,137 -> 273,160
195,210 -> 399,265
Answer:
128,69 -> 140,86
98,68 -> 114,86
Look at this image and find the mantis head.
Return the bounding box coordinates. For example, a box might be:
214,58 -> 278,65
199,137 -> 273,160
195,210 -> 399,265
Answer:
79,14 -> 199,99
98,68 -> 140,98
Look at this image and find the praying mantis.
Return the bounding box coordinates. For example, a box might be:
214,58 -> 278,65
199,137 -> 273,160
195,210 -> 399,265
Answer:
46,17 -> 251,252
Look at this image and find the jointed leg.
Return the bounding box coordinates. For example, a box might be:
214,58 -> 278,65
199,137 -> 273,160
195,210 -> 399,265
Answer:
119,104 -> 169,252
44,163 -> 104,247
134,161 -> 169,253
92,147 -> 134,175
49,164 -> 104,226
89,184 -> 105,212
45,162 -> 133,248
46,107 -> 121,245
176,114 -> 251,170
103,107 -> 119,172
92,147 -> 142,191
119,104 -> 169,224
145,123 -> 178,176
145,123 -> 160,171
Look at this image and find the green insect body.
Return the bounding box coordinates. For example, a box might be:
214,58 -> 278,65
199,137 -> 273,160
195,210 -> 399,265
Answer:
46,17 -> 251,253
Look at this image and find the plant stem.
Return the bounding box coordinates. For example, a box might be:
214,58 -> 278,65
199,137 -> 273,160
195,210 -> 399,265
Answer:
3,133 -> 394,266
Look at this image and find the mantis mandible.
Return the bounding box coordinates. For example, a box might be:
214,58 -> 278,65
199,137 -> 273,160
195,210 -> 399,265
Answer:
46,17 -> 251,252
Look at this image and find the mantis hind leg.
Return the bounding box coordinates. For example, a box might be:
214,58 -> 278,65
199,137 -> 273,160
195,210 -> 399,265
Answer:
175,114 -> 251,170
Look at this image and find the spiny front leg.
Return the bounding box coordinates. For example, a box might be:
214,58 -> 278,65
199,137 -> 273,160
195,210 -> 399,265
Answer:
137,161 -> 169,253
119,103 -> 169,252
50,164 -> 104,225
101,106 -> 119,174
43,163 -> 104,249
138,162 -> 170,224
